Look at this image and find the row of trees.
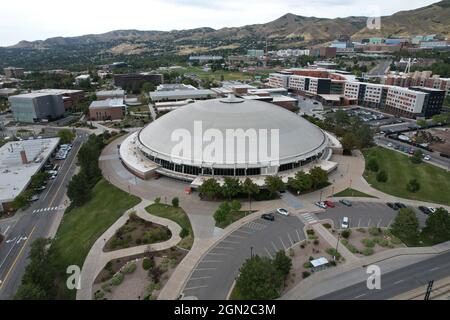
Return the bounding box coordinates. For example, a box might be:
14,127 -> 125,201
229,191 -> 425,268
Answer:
67,134 -> 105,207
287,168 -> 329,194
391,207 -> 450,246
235,251 -> 292,299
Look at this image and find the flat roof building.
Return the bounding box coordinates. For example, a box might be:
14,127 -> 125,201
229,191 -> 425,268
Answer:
9,92 -> 65,123
4,67 -> 25,79
89,98 -> 126,121
0,138 -> 60,212
150,89 -> 217,102
96,89 -> 125,101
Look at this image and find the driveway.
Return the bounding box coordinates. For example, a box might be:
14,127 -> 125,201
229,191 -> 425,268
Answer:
182,214 -> 306,300
317,201 -> 428,229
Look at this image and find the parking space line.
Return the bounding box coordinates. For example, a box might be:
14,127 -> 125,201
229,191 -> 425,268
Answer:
367,218 -> 371,227
234,229 -> 253,235
287,233 -> 294,246
206,252 -> 227,256
200,260 -> 223,263
195,268 -> 217,271
279,237 -> 287,250
358,218 -> 361,228
296,229 -> 301,242
184,285 -> 208,291
222,240 -> 239,244
264,247 -> 273,259
214,246 -> 233,250
228,234 -> 246,239
388,219 -> 393,228
377,219 -> 382,228
189,276 -> 212,281
271,242 -> 278,252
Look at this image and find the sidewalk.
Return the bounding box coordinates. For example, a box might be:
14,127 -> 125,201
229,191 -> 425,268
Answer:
76,199 -> 182,300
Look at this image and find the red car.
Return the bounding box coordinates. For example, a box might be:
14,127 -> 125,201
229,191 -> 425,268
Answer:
324,200 -> 335,208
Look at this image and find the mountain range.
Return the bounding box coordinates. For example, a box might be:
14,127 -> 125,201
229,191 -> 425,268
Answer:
3,1 -> 450,59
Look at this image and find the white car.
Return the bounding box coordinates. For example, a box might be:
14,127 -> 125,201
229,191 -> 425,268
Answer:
387,143 -> 393,147
276,208 -> 289,216
423,155 -> 431,161
341,217 -> 349,229
428,207 -> 437,214
315,201 -> 327,209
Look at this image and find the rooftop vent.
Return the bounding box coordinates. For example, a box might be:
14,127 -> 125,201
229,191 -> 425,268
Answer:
219,94 -> 244,104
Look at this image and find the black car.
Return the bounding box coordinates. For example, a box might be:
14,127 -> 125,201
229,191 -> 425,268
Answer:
418,206 -> 431,215
386,203 -> 399,210
261,213 -> 275,221
395,202 -> 407,209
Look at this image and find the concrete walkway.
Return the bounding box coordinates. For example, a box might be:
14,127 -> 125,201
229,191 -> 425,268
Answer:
76,199 -> 182,300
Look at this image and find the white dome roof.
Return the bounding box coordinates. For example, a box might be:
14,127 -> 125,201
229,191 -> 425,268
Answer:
138,97 -> 327,166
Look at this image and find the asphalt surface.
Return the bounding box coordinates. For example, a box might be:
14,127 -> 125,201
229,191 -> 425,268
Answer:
0,130 -> 88,299
318,201 -> 429,229
375,135 -> 450,170
182,213 -> 306,300
317,251 -> 450,300
367,60 -> 392,77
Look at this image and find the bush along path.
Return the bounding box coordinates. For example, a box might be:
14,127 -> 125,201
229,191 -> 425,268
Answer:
76,199 -> 182,300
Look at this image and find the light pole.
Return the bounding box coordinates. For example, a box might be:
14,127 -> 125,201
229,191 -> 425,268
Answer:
319,190 -> 323,202
334,232 -> 341,261
250,246 -> 254,258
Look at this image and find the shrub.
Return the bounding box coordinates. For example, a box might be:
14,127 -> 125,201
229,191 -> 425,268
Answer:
362,248 -> 374,256
341,229 -> 351,239
323,223 -> 332,229
111,273 -> 124,286
230,200 -> 242,211
376,170 -> 388,183
172,197 -> 179,208
142,258 -> 154,270
101,283 -> 112,293
367,158 -> 379,172
306,229 -> 315,236
361,239 -> 375,248
303,262 -> 312,268
300,244 -> 305,249
94,290 -> 105,300
313,239 -> 320,245
179,228 -> 189,238
373,237 -> 389,247
302,271 -> 311,279
368,227 -> 381,236
406,179 -> 420,193
326,248 -> 341,260
154,197 -> 161,204
329,260 -> 337,267
122,262 -> 137,274
357,228 -> 366,233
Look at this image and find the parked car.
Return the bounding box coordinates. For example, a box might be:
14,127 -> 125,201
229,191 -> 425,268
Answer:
418,206 -> 431,215
386,203 -> 399,210
423,155 -> 431,161
395,202 -> 407,209
324,200 -> 335,208
341,217 -> 350,229
339,199 -> 352,207
276,208 -> 289,216
315,201 -> 327,209
30,195 -> 39,202
261,213 -> 275,221
428,207 -> 437,214
387,143 -> 393,147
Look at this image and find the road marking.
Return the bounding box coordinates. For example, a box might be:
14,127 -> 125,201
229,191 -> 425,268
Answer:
0,225 -> 37,290
183,285 -> 208,291
206,252 -> 227,256
354,293 -> 367,299
222,240 -> 239,244
214,246 -> 233,250
234,229 -> 253,235
394,279 -> 405,285
279,237 -> 287,250
264,247 -> 273,259
377,219 -> 382,228
200,260 -> 223,263
287,233 -> 294,246
194,268 -> 216,271
3,226 -> 10,234
367,218 -> 371,227
271,242 -> 279,252
296,229 -> 301,242
228,234 -> 246,239
188,276 -> 212,281
358,218 -> 361,228
429,267 -> 440,272
387,219 -> 393,228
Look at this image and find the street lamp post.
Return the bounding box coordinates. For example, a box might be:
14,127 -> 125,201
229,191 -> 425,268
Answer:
250,246 -> 254,258
334,233 -> 341,261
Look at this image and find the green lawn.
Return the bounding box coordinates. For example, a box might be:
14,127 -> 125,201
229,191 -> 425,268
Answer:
146,203 -> 193,250
363,147 -> 450,206
215,210 -> 251,229
333,188 -> 377,198
52,179 -> 140,299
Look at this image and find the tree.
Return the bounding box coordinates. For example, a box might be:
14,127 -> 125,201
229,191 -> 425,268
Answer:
221,177 -> 241,200
287,171 -> 312,193
309,167 -> 328,189
416,119 -> 428,128
14,238 -> 58,300
11,194 -> 28,211
356,124 -> 374,148
411,150 -> 423,164
67,171 -> 92,206
390,208 -> 420,245
341,133 -> 358,154
333,109 -> 351,128
422,208 -> 450,245
273,251 -> 292,282
230,200 -> 242,211
198,178 -> 221,199
376,170 -> 388,182
241,178 -> 259,210
406,179 -> 420,193
214,202 -> 231,224
367,158 -> 379,172
171,197 -> 179,208
57,129 -> 75,145
264,176 -> 284,196
235,255 -> 283,300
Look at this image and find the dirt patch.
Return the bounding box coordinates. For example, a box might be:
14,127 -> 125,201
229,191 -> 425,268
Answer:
428,128 -> 450,155
104,213 -> 171,252
281,227 -> 345,295
93,247 -> 187,300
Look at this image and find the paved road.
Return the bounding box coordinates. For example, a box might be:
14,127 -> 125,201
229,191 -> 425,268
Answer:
317,251 -> 450,300
375,135 -> 450,170
318,201 -> 428,229
182,213 -> 306,300
367,60 -> 391,77
0,130 -> 88,299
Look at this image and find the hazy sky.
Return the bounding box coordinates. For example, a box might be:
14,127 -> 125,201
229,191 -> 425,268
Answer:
0,0 -> 440,46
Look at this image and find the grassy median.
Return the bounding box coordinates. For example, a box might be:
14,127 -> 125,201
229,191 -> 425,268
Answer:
363,147 -> 450,206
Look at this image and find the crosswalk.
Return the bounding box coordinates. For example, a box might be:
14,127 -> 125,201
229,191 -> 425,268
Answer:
32,206 -> 65,214
301,213 -> 318,224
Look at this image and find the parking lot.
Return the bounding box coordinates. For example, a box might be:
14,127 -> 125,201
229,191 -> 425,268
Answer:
317,201 -> 428,229
182,213 -> 305,300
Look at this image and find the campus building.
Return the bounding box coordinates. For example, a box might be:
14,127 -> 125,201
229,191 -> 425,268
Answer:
9,92 -> 65,123
88,98 -> 126,121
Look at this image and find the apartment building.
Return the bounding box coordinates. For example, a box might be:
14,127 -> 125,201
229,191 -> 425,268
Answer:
382,72 -> 450,96
268,73 -> 291,88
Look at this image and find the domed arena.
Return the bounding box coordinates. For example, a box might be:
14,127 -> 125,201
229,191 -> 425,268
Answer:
120,96 -> 338,184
